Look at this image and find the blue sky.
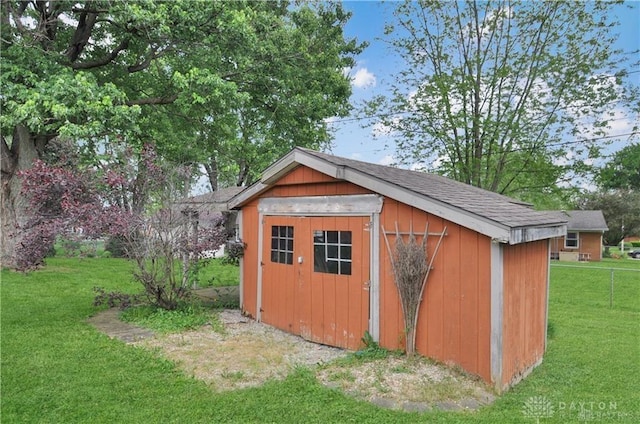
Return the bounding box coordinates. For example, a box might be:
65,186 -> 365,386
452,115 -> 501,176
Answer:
330,1 -> 640,169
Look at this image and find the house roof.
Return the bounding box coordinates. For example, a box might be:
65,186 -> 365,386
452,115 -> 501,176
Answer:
176,187 -> 245,213
230,147 -> 567,244
562,210 -> 608,232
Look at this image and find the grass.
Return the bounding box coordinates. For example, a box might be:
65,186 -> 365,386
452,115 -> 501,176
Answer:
120,303 -> 222,334
195,258 -> 240,287
2,257 -> 639,423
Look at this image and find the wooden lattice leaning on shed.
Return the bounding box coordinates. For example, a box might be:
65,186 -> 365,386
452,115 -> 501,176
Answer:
382,222 -> 447,355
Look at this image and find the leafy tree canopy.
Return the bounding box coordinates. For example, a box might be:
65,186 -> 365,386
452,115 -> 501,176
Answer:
598,143 -> 640,191
1,0 -> 362,267
366,0 -> 638,205
575,190 -> 640,246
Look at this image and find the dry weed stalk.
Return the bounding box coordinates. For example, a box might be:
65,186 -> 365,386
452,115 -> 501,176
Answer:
382,222 -> 446,355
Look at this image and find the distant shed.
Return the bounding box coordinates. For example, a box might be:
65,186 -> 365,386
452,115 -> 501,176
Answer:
230,148 -> 567,392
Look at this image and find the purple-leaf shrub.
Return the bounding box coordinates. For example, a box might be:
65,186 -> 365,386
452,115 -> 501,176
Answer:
16,143 -> 228,311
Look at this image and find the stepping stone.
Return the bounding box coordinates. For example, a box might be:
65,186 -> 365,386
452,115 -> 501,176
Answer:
403,401 -> 431,412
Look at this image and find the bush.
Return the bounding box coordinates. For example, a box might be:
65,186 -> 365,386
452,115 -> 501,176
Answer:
93,287 -> 142,310
105,235 -> 129,258
631,241 -> 640,248
221,240 -> 245,266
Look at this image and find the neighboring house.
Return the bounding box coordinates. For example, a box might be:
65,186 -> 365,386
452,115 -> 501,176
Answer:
550,210 -> 608,262
174,187 -> 244,229
174,187 -> 245,257
230,147 -> 567,392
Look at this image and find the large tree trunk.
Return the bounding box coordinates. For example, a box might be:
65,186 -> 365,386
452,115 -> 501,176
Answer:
1,126 -> 48,268
204,158 -> 218,192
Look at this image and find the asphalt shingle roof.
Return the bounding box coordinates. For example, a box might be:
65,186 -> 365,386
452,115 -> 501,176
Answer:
300,148 -> 566,229
562,210 -> 608,231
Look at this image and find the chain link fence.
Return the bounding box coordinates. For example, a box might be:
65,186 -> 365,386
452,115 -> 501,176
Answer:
550,263 -> 640,311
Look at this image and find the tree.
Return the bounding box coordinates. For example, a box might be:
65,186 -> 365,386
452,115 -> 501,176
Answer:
367,0 -> 638,203
17,143 -> 227,309
575,190 -> 640,246
598,143 -> 640,190
156,3 -> 362,189
1,1 -> 361,266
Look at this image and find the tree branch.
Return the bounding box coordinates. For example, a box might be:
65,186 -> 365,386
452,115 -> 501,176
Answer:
127,46 -> 160,73
66,7 -> 98,62
70,38 -> 130,70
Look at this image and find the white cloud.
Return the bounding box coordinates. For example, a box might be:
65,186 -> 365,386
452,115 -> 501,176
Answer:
378,155 -> 395,166
324,116 -> 339,126
553,150 -> 574,167
350,153 -> 362,160
351,68 -> 376,89
409,162 -> 429,172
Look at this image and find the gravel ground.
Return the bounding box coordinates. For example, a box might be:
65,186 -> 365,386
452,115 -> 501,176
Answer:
134,309 -> 349,391
95,308 -> 496,411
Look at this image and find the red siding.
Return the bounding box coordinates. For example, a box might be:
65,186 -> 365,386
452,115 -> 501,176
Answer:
551,232 -> 603,261
240,163 -> 550,387
501,240 -> 548,387
241,200 -> 259,318
378,199 -> 492,383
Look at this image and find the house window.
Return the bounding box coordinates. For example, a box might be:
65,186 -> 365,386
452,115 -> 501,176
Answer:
565,232 -> 579,248
271,226 -> 294,265
313,230 -> 352,275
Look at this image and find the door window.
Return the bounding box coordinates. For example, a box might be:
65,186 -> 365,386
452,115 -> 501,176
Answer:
313,230 -> 352,275
271,225 -> 294,265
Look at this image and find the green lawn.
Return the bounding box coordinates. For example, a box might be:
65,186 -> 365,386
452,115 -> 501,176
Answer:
2,257 -> 639,423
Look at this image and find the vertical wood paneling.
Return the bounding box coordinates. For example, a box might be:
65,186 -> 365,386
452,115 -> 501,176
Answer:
459,229 -> 479,373
442,223 -> 461,363
241,163 -> 516,385
241,201 -> 259,318
501,240 -> 548,386
321,216 -> 337,346
296,217 -> 311,338
425,215 -> 445,361
377,200 -> 492,382
476,237 -> 492,383
379,199 -> 402,349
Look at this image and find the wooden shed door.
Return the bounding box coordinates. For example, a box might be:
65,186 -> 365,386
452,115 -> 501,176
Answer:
261,215 -> 370,350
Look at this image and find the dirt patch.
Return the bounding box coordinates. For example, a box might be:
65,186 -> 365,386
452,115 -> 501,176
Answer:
133,310 -> 348,392
90,308 -> 496,411
317,355 -> 496,412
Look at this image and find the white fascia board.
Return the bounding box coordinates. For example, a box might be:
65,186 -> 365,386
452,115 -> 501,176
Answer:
261,150 -> 344,185
341,168 -> 512,242
509,225 -> 567,245
261,153 -> 300,185
232,149 -> 558,244
258,194 -> 383,215
228,182 -> 268,209
294,151 -> 346,180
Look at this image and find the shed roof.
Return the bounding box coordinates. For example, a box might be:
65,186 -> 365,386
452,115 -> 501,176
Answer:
231,148 -> 567,244
562,210 -> 608,232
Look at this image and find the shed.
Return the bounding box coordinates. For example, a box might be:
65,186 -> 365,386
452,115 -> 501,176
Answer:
549,210 -> 608,262
230,148 -> 567,392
